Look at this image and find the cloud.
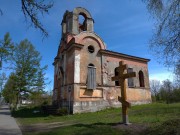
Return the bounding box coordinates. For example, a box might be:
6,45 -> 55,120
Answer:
149,72 -> 173,82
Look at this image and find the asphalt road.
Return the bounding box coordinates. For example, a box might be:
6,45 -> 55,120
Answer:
0,105 -> 22,135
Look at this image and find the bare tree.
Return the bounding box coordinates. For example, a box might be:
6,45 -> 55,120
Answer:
21,0 -> 53,37
1,1 -> 53,37
150,80 -> 161,101
143,0 -> 180,77
174,61 -> 180,87
161,79 -> 172,104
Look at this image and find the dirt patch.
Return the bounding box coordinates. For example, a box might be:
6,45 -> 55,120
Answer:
112,123 -> 149,135
20,122 -> 79,134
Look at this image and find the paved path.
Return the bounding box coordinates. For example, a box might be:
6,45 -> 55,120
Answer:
0,105 -> 22,135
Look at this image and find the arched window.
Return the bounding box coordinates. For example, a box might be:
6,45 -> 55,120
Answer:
139,71 -> 145,87
87,64 -> 96,89
114,67 -> 120,86
89,63 -> 94,67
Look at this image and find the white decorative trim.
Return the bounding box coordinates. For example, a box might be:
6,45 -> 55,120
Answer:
74,53 -> 80,83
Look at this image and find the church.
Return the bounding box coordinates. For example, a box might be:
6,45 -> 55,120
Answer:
53,7 -> 151,114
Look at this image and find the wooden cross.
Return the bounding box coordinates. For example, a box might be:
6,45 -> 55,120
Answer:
111,61 -> 136,124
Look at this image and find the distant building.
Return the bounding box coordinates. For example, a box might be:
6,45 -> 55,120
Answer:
21,98 -> 32,105
53,7 -> 151,114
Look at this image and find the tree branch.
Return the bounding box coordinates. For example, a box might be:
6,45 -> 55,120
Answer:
21,0 -> 53,37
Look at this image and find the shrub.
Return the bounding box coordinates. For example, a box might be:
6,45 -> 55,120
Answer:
56,108 -> 68,116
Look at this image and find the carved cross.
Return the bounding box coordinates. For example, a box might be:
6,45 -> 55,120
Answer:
111,61 -> 136,124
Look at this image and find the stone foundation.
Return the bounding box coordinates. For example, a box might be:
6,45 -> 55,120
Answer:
70,100 -> 151,114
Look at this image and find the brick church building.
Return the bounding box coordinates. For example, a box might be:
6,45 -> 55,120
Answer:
53,7 -> 151,114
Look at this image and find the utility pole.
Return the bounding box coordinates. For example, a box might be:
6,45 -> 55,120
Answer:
68,86 -> 71,114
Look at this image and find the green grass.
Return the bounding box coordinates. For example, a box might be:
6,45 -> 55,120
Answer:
15,103 -> 180,135
142,119 -> 180,135
129,103 -> 180,123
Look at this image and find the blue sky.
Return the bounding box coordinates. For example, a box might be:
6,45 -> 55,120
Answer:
0,0 -> 174,90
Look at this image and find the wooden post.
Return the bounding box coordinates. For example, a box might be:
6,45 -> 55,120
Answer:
112,61 -> 136,124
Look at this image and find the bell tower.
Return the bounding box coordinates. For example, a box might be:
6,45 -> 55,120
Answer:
53,7 -> 106,113
61,7 -> 94,38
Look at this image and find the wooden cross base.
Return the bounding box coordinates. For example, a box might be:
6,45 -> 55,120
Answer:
111,61 -> 136,125
118,96 -> 131,125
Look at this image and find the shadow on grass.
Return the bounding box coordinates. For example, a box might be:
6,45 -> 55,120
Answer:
72,123 -> 123,135
71,122 -> 148,135
43,122 -> 130,135
74,122 -> 119,128
11,106 -> 49,118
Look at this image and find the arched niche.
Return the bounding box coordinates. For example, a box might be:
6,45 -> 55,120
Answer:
139,70 -> 145,87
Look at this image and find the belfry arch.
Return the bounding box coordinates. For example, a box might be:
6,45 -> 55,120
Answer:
73,7 -> 92,18
74,7 -> 94,33
61,7 -> 94,36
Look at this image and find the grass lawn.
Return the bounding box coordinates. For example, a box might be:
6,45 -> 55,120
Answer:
14,103 -> 180,135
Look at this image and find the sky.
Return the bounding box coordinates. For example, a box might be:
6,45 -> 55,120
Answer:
0,0 -> 174,90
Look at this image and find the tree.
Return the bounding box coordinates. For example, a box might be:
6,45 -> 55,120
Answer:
174,61 -> 180,87
150,80 -> 161,101
143,0 -> 180,78
29,67 -> 48,106
0,33 -> 14,69
172,87 -> 180,102
0,72 -> 7,94
160,79 -> 173,104
1,1 -> 53,37
11,39 -> 47,108
2,73 -> 17,104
